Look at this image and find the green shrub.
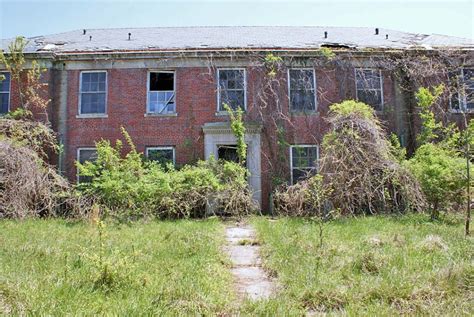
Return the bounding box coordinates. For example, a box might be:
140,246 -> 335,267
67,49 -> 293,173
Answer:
76,129 -> 255,219
407,143 -> 467,218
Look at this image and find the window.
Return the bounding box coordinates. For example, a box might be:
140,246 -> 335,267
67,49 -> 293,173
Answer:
79,71 -> 107,115
355,68 -> 383,111
290,145 -> 318,184
77,148 -> 98,183
288,69 -> 316,111
146,147 -> 175,166
450,68 -> 474,112
0,72 -> 11,114
217,69 -> 246,111
147,71 -> 176,114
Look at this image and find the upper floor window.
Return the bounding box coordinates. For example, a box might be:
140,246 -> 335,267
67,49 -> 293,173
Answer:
147,71 -> 176,114
290,145 -> 318,185
79,71 -> 107,115
288,69 -> 316,112
77,148 -> 98,183
450,68 -> 474,112
217,69 -> 246,112
0,72 -> 11,114
146,147 -> 175,166
355,68 -> 383,111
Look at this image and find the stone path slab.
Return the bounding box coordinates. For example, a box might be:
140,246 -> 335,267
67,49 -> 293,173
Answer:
224,224 -> 274,301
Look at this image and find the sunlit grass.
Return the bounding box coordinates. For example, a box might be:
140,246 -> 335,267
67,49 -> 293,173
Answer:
249,214 -> 474,315
0,219 -> 235,315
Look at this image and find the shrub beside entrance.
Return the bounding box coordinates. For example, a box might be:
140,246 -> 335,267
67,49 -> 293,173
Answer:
77,129 -> 256,219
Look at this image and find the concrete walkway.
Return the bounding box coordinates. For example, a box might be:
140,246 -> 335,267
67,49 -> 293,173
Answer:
224,224 -> 274,301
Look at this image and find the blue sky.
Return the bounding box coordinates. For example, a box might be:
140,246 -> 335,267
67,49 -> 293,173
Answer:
1,0 -> 472,39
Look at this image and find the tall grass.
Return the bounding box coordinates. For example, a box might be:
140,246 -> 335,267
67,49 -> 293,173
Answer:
250,214 -> 473,315
0,219 -> 235,315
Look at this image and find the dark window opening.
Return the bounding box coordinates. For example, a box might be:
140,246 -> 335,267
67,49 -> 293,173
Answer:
77,148 -> 98,183
150,72 -> 174,91
146,147 -> 175,167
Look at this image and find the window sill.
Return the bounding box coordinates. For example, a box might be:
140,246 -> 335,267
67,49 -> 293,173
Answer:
290,110 -> 319,116
76,114 -> 108,119
144,113 -> 178,117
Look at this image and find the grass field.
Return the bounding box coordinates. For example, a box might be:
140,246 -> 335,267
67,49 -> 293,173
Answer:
250,214 -> 474,315
0,215 -> 472,316
0,219 -> 235,315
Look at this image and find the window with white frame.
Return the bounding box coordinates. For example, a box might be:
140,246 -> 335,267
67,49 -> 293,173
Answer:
450,68 -> 474,112
77,148 -> 98,183
290,145 -> 318,185
0,72 -> 11,114
147,71 -> 176,114
355,68 -> 383,111
79,71 -> 107,115
289,69 -> 316,112
146,147 -> 175,166
218,69 -> 246,111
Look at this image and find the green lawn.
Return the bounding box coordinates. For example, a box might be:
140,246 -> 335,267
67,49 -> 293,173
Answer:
249,214 -> 474,316
1,215 -> 472,316
0,219 -> 235,315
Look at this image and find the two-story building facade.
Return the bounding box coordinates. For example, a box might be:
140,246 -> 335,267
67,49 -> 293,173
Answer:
1,26 -> 473,211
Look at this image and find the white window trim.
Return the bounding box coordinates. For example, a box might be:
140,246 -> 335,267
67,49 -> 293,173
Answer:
354,68 -> 384,111
450,67 -> 474,113
216,68 -> 247,113
287,68 -> 318,112
78,70 -> 108,117
76,147 -> 97,183
146,146 -> 176,165
0,71 -> 11,115
289,144 -> 319,185
146,70 -> 177,115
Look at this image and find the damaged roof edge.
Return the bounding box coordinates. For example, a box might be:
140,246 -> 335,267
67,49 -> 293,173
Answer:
2,26 -> 473,55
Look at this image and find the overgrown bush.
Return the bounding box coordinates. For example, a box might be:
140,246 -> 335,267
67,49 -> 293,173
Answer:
407,143 -> 467,219
77,129 -> 256,219
0,118 -> 83,218
274,100 -> 425,216
406,86 -> 472,219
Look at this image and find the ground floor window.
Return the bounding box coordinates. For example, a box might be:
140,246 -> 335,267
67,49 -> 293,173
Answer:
290,145 -> 318,184
77,148 -> 98,183
146,147 -> 175,166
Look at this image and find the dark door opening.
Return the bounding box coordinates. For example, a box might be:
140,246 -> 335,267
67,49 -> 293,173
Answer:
217,145 -> 246,167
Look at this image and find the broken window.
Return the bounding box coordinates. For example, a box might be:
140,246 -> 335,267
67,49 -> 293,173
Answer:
355,68 -> 383,111
450,68 -> 474,112
146,147 -> 175,166
79,71 -> 107,115
148,72 -> 176,114
218,69 -> 246,111
0,72 -> 11,114
290,145 -> 318,184
77,148 -> 98,183
289,69 -> 316,112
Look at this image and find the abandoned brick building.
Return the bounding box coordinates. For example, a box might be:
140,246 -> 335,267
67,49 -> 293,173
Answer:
1,26 -> 473,210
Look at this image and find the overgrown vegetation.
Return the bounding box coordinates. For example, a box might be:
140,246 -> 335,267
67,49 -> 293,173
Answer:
274,100 -> 425,217
0,219 -> 235,315
77,128 -> 255,219
406,85 -> 472,225
0,37 -> 81,219
249,215 -> 473,315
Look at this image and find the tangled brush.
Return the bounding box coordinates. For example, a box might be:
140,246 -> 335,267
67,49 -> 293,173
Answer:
274,100 -> 426,216
319,100 -> 426,215
0,118 -> 87,218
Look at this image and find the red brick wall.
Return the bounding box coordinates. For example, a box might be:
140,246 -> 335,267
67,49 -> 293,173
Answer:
3,64 -> 404,212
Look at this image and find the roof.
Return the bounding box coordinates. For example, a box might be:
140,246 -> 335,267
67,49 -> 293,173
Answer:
2,26 -> 473,54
